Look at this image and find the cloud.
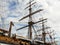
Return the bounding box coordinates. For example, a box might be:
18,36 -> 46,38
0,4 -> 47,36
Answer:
6,17 -> 19,22
45,0 -> 60,37
0,0 -> 60,38
34,0 -> 60,38
8,0 -> 19,11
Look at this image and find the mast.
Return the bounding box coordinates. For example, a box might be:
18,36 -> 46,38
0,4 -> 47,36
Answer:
28,0 -> 33,39
41,18 -> 46,43
8,21 -> 14,37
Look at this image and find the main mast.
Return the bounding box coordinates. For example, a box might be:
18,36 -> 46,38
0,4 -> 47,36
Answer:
28,0 -> 33,39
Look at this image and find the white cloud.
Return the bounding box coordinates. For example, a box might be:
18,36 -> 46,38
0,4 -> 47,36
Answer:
6,17 -> 19,23
45,0 -> 60,37
0,0 -> 60,38
34,0 -> 60,37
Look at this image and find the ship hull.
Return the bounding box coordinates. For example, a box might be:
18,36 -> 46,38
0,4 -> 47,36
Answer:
0,35 -> 51,45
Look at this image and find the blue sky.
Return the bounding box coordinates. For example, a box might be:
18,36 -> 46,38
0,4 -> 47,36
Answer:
0,0 -> 60,41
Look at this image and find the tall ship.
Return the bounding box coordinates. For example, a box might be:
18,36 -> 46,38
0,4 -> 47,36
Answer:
0,0 -> 57,45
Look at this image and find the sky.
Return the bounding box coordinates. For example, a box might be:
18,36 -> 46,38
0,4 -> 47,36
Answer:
0,0 -> 60,41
